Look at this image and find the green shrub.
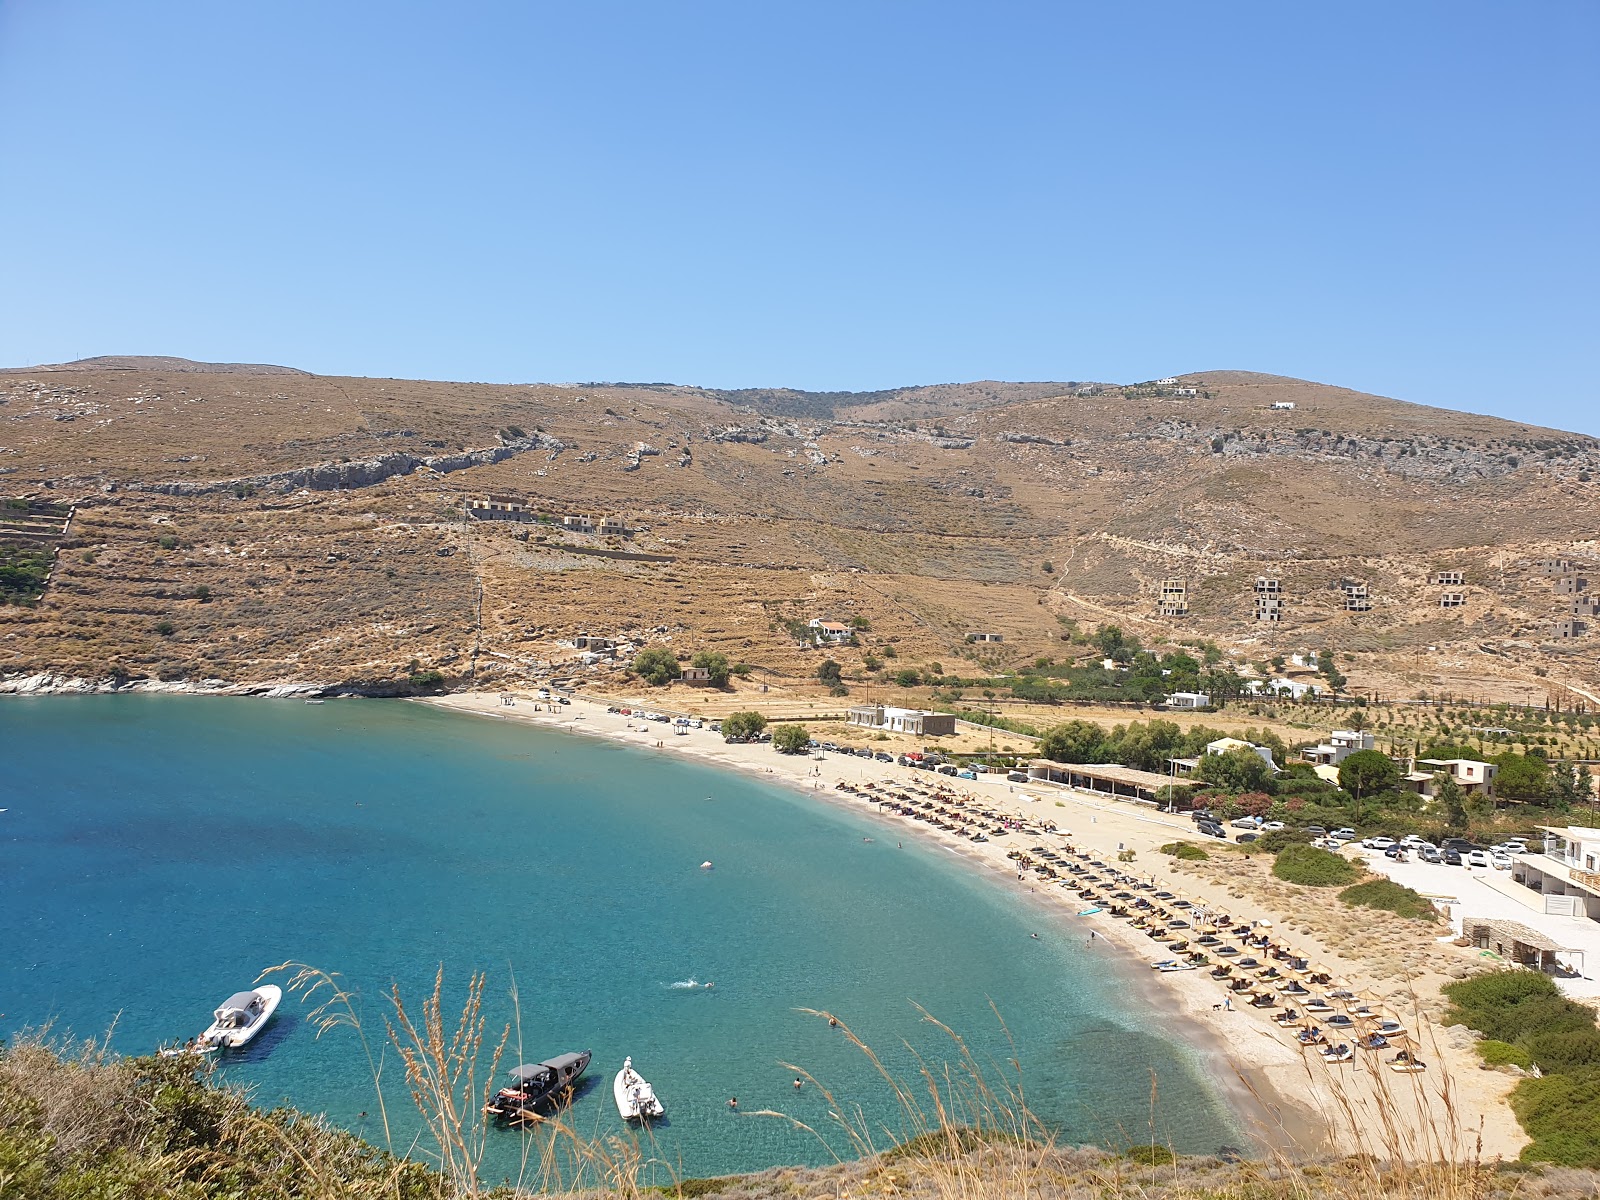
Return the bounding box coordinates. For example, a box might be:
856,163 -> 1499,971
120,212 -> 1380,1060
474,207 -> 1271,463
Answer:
1271,844 -> 1362,887
1257,827 -> 1313,853
1159,841 -> 1209,861
1444,971 -> 1596,1043
1525,1029 -> 1600,1072
1124,1144 -> 1177,1165
1511,1066 -> 1600,1166
407,669 -> 445,690
1337,878 -> 1437,921
1479,1039 -> 1533,1068
156,533 -> 179,550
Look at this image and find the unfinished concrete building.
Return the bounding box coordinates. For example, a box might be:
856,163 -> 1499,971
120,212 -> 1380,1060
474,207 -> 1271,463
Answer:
1555,575 -> 1588,596
1436,570 -> 1464,586
1158,578 -> 1189,617
1255,577 -> 1282,595
1539,559 -> 1574,577
1254,595 -> 1284,622
1342,581 -> 1372,612
1555,619 -> 1587,640
1573,597 -> 1600,618
1440,593 -> 1467,608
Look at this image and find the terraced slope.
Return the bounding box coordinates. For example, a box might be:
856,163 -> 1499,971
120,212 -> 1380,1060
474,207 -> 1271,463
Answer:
2,362 -> 1597,702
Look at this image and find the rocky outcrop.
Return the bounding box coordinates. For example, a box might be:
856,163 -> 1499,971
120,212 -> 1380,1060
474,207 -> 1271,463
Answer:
121,435 -> 564,497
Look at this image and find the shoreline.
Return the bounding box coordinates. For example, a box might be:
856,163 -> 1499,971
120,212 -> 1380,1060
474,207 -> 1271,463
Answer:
7,684 -> 1517,1161
418,691 -> 1388,1159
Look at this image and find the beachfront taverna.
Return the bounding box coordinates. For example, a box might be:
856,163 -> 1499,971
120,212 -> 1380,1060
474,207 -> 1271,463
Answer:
846,705 -> 956,736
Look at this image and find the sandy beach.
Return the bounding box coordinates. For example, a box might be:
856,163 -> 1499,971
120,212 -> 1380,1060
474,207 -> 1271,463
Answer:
422,690 -> 1523,1162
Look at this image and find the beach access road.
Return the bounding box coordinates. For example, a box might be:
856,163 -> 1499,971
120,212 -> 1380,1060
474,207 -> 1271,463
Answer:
423,690 -> 1524,1162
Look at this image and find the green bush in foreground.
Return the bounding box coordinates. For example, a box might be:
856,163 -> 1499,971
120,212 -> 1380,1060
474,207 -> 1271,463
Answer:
1124,1143 -> 1177,1166
1447,970 -> 1600,1166
1271,844 -> 1361,887
1510,1065 -> 1600,1166
1338,878 -> 1437,921
1478,1039 -> 1533,1068
1159,841 -> 1209,861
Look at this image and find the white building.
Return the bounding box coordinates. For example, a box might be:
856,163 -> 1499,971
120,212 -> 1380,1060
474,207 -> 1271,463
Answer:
806,618 -> 851,644
845,705 -> 956,736
1301,729 -> 1375,768
1511,827 -> 1600,922
1164,692 -> 1211,709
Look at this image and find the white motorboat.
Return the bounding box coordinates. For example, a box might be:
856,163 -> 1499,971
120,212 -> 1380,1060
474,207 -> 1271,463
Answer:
613,1056 -> 665,1121
197,984 -> 282,1050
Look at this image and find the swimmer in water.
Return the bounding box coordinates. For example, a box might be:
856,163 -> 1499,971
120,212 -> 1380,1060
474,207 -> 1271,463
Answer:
1030,933 -> 1040,939
704,981 -> 715,989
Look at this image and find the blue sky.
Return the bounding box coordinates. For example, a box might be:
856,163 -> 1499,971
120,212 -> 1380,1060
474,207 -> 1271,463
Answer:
1,2 -> 1595,430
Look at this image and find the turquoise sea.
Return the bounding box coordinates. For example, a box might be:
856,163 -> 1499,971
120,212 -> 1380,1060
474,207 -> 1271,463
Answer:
0,696 -> 1244,1182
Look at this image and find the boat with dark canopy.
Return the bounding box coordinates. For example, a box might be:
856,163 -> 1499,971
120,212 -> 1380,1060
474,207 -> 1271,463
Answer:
485,1051 -> 592,1123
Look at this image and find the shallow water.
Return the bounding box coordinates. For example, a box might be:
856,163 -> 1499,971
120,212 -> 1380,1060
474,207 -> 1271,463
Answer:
0,696 -> 1244,1180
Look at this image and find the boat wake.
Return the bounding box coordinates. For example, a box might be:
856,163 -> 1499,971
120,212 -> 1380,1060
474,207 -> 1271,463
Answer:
665,978 -> 713,990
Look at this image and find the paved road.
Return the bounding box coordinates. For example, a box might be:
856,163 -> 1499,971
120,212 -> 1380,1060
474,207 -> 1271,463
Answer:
1356,848 -> 1600,997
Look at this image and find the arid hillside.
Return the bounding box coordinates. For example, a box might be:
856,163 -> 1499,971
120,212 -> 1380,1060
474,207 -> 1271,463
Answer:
3,358 -> 1598,701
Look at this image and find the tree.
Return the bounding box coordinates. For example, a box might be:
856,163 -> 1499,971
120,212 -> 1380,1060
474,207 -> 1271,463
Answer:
817,659 -> 843,686
772,723 -> 810,754
1551,763 -> 1596,811
893,668 -> 922,687
1040,720 -> 1107,764
1338,749 -> 1400,821
632,646 -> 682,687
1196,746 -> 1272,793
1094,624 -> 1129,660
723,711 -> 768,740
1464,787 -> 1497,826
1494,752 -> 1552,803
1435,771 -> 1469,832
691,650 -> 731,688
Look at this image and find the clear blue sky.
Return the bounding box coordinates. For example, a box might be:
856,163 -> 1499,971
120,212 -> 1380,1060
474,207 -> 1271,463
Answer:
2,2 -> 1595,430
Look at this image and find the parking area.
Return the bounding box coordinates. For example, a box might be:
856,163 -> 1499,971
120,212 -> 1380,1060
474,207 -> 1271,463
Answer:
1355,849 -> 1600,997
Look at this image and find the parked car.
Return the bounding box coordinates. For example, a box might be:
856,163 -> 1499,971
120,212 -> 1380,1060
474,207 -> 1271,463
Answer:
1466,850 -> 1492,868
1490,852 -> 1513,870
875,752 -> 894,763
1307,825 -> 1327,835
558,696 -> 571,705
1332,827 -> 1357,840
1198,823 -> 1228,840
1007,771 -> 1029,783
1362,836 -> 1397,850
1400,835 -> 1426,847
1419,847 -> 1442,863
1384,846 -> 1409,861
1238,833 -> 1259,843
1442,849 -> 1464,866
1231,817 -> 1262,830
957,770 -> 978,780
1261,821 -> 1286,832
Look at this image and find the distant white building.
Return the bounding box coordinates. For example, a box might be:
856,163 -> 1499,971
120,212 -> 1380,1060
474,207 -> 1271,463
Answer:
845,705 -> 956,736
1302,729 -> 1375,768
1164,691 -> 1211,709
1271,401 -> 1296,410
1246,676 -> 1322,700
807,618 -> 851,645
1205,736 -> 1278,771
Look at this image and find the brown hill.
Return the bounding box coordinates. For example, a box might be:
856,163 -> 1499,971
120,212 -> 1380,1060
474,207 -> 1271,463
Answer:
2,363 -> 1597,704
